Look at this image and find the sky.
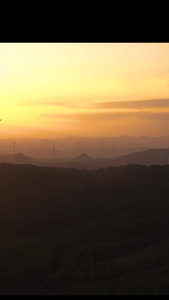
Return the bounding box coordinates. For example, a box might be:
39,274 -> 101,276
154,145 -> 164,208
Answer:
0,42 -> 169,139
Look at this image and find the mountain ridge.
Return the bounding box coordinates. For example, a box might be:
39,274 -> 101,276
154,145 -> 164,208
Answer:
0,147 -> 169,169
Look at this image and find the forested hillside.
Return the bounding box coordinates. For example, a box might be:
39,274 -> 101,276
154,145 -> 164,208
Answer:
0,163 -> 169,294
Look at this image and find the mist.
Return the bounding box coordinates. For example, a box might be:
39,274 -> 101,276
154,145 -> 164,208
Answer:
1,135 -> 169,159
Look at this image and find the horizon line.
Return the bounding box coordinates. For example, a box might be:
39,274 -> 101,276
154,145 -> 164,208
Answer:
1,134 -> 169,141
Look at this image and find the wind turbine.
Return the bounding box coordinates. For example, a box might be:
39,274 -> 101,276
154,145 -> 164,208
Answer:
13,141 -> 16,155
52,143 -> 56,160
113,143 -> 115,159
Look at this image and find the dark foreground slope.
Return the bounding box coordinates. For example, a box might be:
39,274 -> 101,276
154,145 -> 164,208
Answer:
1,163 -> 169,294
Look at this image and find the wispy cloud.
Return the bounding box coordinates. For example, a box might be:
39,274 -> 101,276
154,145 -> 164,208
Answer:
90,98 -> 169,109
16,101 -> 78,108
17,98 -> 169,124
136,111 -> 169,121
41,112 -> 132,122
41,110 -> 169,123
17,98 -> 169,111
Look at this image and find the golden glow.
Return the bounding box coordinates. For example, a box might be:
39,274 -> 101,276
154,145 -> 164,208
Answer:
0,43 -> 169,138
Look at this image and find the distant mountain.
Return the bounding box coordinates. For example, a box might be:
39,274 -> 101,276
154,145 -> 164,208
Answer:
112,148 -> 169,166
1,148 -> 169,170
74,153 -> 93,162
60,148 -> 169,170
0,153 -> 32,165
1,135 -> 169,158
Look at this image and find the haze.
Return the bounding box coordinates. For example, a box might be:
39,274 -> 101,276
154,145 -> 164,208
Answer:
0,43 -> 169,139
2,42 -> 169,295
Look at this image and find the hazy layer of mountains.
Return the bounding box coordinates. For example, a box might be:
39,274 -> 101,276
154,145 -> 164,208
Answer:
1,135 -> 169,159
0,148 -> 169,169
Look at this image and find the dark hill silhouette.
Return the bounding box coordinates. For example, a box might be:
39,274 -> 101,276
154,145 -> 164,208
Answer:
1,163 -> 169,294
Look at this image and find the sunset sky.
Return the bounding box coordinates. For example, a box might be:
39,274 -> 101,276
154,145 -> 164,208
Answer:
0,43 -> 169,139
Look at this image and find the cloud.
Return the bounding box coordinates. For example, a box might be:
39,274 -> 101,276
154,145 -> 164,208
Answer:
90,98 -> 169,109
136,111 -> 169,121
16,101 -> 78,108
41,110 -> 169,123
41,111 -> 136,123
17,98 -> 169,112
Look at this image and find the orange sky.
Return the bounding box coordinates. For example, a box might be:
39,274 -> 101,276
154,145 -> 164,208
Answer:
0,43 -> 169,138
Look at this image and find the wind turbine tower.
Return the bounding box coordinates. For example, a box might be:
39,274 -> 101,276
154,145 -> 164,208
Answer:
52,144 -> 56,160
13,141 -> 16,155
113,144 -> 115,159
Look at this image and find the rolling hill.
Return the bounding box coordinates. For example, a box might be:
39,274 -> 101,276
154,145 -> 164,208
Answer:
1,163 -> 169,294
